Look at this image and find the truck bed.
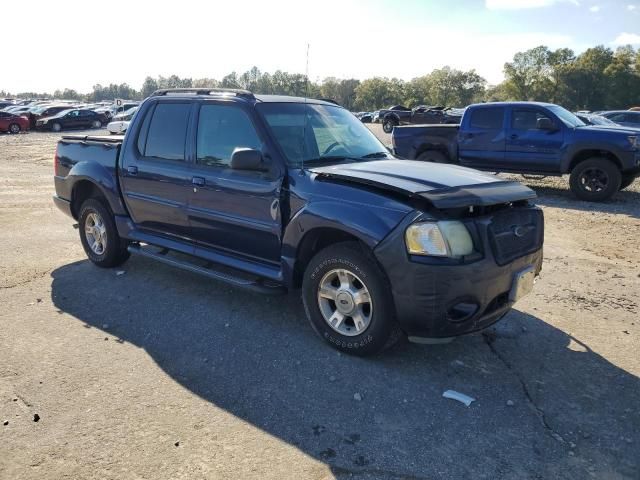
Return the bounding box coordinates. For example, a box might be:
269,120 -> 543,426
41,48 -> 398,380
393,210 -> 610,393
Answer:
392,124 -> 459,161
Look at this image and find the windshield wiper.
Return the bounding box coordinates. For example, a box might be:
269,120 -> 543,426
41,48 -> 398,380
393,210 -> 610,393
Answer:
304,155 -> 361,165
360,151 -> 390,159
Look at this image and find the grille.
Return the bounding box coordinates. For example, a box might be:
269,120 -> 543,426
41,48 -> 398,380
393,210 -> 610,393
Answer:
487,209 -> 543,266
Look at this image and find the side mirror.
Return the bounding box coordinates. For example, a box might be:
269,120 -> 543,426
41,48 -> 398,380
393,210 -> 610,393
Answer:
536,117 -> 556,130
230,148 -> 266,171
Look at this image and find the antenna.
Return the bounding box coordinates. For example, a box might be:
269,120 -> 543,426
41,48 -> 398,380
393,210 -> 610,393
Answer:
301,43 -> 310,173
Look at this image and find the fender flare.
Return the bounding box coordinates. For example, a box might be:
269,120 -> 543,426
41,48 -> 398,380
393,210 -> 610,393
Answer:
67,161 -> 127,217
281,200 -> 404,286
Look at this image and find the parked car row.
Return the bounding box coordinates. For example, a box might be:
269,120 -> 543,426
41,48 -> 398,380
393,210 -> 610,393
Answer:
0,98 -> 140,134
355,105 -> 465,131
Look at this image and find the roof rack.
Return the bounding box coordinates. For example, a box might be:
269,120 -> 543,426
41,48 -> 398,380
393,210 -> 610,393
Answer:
151,88 -> 254,99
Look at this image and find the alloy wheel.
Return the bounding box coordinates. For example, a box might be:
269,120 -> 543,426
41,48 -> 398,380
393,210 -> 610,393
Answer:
85,212 -> 107,255
317,268 -> 373,336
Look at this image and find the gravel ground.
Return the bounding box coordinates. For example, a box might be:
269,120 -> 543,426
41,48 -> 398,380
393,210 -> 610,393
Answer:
0,128 -> 639,479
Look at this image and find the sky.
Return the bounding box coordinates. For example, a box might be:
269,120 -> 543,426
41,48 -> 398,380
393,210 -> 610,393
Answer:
2,0 -> 639,94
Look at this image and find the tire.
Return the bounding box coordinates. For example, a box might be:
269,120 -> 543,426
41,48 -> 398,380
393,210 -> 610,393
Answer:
8,123 -> 21,134
382,118 -> 397,134
92,120 -> 102,129
569,157 -> 621,202
302,242 -> 401,356
619,173 -> 636,191
78,198 -> 130,268
417,150 -> 448,163
51,122 -> 62,132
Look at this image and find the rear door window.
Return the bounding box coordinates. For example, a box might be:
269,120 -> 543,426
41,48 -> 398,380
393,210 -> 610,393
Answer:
144,103 -> 191,161
469,107 -> 504,129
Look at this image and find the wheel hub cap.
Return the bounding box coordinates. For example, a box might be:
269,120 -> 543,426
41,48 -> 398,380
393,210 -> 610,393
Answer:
335,291 -> 355,314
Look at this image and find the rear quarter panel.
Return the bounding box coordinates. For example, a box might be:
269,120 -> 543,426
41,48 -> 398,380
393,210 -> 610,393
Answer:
392,125 -> 459,160
55,139 -> 127,217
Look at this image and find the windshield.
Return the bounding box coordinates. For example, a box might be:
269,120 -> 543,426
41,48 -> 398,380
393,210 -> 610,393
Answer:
548,105 -> 586,127
590,115 -> 616,126
257,103 -> 390,167
52,109 -> 73,118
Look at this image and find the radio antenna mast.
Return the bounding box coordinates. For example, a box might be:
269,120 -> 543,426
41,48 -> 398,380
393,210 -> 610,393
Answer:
301,43 -> 310,173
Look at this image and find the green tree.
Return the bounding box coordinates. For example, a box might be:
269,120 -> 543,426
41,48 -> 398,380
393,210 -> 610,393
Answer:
141,77 -> 159,98
354,77 -> 405,111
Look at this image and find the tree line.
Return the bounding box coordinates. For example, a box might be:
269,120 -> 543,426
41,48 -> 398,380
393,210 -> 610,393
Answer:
3,44 -> 639,111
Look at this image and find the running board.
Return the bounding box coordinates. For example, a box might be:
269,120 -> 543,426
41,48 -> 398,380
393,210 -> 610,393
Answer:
127,244 -> 286,295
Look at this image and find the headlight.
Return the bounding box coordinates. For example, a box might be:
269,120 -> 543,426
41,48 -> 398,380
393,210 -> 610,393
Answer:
405,221 -> 474,257
628,136 -> 638,149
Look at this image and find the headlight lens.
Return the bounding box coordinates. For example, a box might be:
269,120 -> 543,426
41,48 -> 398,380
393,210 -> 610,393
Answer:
628,136 -> 638,149
405,221 -> 475,257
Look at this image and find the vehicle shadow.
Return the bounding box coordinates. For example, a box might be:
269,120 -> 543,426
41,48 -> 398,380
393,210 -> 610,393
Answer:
508,175 -> 640,219
50,259 -> 639,479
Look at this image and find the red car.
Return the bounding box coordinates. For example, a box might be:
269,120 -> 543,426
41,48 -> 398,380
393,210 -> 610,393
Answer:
0,111 -> 29,133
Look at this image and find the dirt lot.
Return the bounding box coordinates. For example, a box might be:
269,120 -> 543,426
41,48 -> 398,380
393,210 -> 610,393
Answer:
1,127 -> 639,479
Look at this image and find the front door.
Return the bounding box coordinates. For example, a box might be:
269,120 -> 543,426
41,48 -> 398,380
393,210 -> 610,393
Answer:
458,106 -> 506,169
187,103 -> 283,264
119,102 -> 194,240
505,107 -> 564,173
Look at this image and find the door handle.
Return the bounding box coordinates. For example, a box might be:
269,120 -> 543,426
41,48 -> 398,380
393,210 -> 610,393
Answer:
510,134 -> 519,140
127,166 -> 138,175
192,176 -> 205,186
464,133 -> 474,139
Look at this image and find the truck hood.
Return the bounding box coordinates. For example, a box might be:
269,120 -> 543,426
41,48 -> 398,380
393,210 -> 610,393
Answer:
579,125 -> 640,135
310,159 -> 536,209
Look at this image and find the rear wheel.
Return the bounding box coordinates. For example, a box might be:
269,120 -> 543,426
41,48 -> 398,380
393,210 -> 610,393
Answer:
569,158 -> 621,201
302,242 -> 401,356
78,198 -> 129,268
619,173 -> 636,191
417,150 -> 448,163
382,118 -> 397,134
8,123 -> 21,134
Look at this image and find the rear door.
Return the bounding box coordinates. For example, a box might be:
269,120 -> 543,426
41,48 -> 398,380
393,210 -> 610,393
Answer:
187,102 -> 283,264
458,106 -> 506,169
64,110 -> 84,129
78,110 -> 94,128
119,101 -> 194,240
505,107 -> 564,172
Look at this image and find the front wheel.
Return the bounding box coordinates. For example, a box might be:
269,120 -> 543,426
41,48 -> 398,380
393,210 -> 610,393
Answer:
569,158 -> 621,201
51,122 -> 62,132
8,123 -> 21,134
79,198 -> 130,268
382,118 -> 397,134
619,173 -> 636,191
92,120 -> 102,128
302,242 -> 400,355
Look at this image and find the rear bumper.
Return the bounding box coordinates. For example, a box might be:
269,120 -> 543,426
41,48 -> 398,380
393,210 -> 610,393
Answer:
53,195 -> 73,218
374,207 -> 544,338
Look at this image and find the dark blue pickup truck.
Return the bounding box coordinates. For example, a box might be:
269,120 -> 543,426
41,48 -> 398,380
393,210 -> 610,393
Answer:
393,101 -> 640,201
53,89 -> 544,355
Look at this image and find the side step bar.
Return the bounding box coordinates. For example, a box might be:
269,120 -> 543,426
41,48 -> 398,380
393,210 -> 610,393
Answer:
127,244 -> 286,295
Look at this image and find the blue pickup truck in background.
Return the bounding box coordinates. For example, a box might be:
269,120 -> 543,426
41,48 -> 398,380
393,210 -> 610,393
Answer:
53,89 -> 544,355
392,101 -> 640,201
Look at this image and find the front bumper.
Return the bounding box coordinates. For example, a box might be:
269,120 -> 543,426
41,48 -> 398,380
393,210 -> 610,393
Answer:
374,207 -> 543,338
